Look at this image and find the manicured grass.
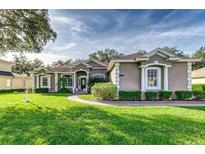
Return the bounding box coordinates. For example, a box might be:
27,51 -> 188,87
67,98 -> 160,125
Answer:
79,94 -> 96,100
0,93 -> 205,144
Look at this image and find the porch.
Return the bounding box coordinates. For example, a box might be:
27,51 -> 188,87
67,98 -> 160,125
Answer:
34,70 -> 90,93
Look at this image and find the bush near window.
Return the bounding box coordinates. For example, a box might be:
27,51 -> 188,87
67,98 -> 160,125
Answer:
175,91 -> 192,101
35,88 -> 49,93
91,82 -> 117,101
0,88 -> 32,94
159,91 -> 172,100
119,91 -> 141,101
193,91 -> 205,100
88,77 -> 106,92
145,91 -> 158,101
192,84 -> 205,91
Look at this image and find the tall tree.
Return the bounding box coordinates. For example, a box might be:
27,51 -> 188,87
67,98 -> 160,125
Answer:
158,46 -> 185,57
51,59 -> 73,67
0,9 -> 56,55
12,54 -> 44,74
192,46 -> 205,70
89,49 -> 124,62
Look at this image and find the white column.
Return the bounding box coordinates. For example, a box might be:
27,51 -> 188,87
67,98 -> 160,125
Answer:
141,67 -> 145,91
36,75 -> 39,88
187,62 -> 192,91
54,73 -> 58,92
164,66 -> 168,91
115,63 -> 120,98
86,72 -> 89,93
32,74 -> 35,93
73,72 -> 76,93
48,75 -> 51,89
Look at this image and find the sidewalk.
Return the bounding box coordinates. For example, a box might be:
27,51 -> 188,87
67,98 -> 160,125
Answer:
68,95 -> 205,107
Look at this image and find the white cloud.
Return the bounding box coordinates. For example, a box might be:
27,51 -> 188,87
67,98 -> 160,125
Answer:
52,42 -> 77,51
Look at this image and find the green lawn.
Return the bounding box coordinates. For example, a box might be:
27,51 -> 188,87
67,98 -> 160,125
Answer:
0,93 -> 205,144
79,94 -> 96,100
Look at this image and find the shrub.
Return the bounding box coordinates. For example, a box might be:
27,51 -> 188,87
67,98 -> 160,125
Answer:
91,82 -> 117,100
0,88 -> 32,94
193,91 -> 205,100
192,84 -> 205,91
145,91 -> 158,101
88,77 -> 106,92
175,91 -> 192,101
159,91 -> 172,100
119,91 -> 141,101
35,88 -> 49,93
58,88 -> 72,93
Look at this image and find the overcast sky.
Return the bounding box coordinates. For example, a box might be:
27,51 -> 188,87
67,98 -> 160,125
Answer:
2,9 -> 205,64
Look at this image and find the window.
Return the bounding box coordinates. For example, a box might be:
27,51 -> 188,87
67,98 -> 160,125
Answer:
92,73 -> 105,79
6,79 -> 11,88
65,76 -> 73,87
146,67 -> 161,90
41,76 -> 48,87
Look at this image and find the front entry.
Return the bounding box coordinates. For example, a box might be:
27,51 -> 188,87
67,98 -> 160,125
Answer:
78,77 -> 86,90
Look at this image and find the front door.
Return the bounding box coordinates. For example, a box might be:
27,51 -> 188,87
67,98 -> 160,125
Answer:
80,77 -> 86,89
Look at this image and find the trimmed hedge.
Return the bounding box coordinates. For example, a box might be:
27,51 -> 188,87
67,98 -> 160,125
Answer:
35,88 -> 49,93
159,91 -> 172,100
119,91 -> 141,101
145,91 -> 158,101
88,77 -> 106,92
0,88 -> 32,94
91,82 -> 117,100
175,91 -> 192,101
193,91 -> 205,100
192,84 -> 205,91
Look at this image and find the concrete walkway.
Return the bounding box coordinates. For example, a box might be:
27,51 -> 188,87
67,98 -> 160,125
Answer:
68,95 -> 205,107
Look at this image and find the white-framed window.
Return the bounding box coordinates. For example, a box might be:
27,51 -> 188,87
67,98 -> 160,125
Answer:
145,67 -> 161,90
6,79 -> 11,88
40,76 -> 48,88
63,75 -> 73,87
92,73 -> 105,79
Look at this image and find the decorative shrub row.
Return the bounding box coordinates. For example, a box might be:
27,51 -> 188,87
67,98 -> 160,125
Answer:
119,91 -> 141,101
91,82 -> 117,100
88,77 -> 106,92
0,88 -> 32,94
144,91 -> 172,101
175,91 -> 193,100
193,91 -> 205,100
35,88 -> 49,93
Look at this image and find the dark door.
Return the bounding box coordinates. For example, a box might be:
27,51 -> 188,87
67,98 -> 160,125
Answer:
80,78 -> 86,89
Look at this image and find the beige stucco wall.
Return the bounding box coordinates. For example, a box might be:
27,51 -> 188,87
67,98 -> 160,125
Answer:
141,54 -> 171,66
168,62 -> 188,91
0,76 -> 33,90
119,63 -> 140,91
0,62 -> 12,72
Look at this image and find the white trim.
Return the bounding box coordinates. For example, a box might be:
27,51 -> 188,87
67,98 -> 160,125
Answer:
111,59 -> 135,62
145,67 -> 161,90
164,66 -> 169,91
36,75 -> 39,88
54,73 -> 58,92
115,63 -> 120,98
140,62 -> 172,68
92,73 -> 105,79
178,59 -> 201,62
40,75 -> 49,88
141,67 -> 145,91
187,62 -> 192,91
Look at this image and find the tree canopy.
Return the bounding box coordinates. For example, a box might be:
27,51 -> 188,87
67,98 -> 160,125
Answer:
0,9 -> 56,55
192,46 -> 205,70
158,46 -> 185,57
89,49 -> 124,62
12,54 -> 44,74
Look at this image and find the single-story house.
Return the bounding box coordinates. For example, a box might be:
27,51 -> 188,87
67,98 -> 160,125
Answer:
192,67 -> 205,84
33,49 -> 200,98
0,59 -> 33,90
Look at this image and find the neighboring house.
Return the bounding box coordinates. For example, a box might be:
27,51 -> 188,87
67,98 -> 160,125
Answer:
108,49 -> 200,98
32,59 -> 108,93
0,59 -> 33,90
192,67 -> 205,84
